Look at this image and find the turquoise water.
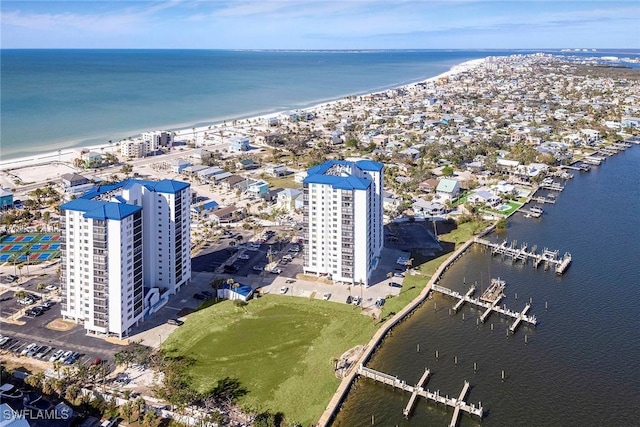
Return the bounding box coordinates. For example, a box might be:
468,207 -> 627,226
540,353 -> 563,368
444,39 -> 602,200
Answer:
2,48 -> 624,160
332,146 -> 640,426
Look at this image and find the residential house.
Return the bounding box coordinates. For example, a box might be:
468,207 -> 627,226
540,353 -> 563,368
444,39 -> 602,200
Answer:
190,200 -> 219,220
418,178 -> 439,193
435,178 -> 460,201
246,180 -> 269,198
171,159 -> 190,174
236,158 -> 256,170
228,136 -> 250,152
211,205 -> 243,224
467,190 -> 502,208
412,199 -> 446,216
265,164 -> 288,177
276,188 -> 302,211
294,171 -> 308,183
0,188 -> 13,209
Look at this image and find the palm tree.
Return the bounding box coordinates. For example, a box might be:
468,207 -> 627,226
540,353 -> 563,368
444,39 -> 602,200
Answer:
14,290 -> 27,299
120,401 -> 134,424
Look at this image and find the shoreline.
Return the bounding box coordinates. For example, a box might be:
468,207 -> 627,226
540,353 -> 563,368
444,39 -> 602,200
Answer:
0,58 -> 486,172
317,222 -> 496,426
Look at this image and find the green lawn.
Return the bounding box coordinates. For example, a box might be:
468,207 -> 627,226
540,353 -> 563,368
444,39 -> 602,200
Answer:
162,295 -> 377,425
263,175 -> 302,189
481,200 -> 523,217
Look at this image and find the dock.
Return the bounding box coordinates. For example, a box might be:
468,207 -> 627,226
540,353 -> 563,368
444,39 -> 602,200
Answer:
358,365 -> 483,423
431,284 -> 537,332
403,368 -> 431,418
450,381 -> 471,427
509,303 -> 532,333
533,195 -> 556,204
474,238 -> 572,274
453,284 -> 476,312
480,278 -> 505,303
540,182 -> 565,191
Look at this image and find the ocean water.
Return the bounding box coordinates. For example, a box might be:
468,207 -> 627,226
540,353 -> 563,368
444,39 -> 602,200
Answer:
331,146 -> 640,426
2,48 -> 628,160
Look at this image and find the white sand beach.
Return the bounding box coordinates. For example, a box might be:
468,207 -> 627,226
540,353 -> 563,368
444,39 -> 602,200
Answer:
0,58 -> 486,188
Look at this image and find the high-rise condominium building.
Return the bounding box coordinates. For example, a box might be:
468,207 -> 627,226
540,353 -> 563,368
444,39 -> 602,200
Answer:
302,159 -> 383,286
59,179 -> 191,338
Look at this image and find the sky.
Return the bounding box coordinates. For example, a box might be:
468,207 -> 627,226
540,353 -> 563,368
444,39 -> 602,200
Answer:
1,0 -> 639,50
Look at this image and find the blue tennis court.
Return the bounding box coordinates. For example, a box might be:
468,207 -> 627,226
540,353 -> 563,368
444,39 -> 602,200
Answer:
22,236 -> 35,242
37,253 -> 52,260
30,244 -> 43,250
8,244 -> 25,251
49,243 -> 61,250
41,235 -> 52,241
3,236 -> 16,242
0,254 -> 10,261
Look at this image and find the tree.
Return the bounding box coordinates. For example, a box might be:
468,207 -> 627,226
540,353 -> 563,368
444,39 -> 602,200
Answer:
142,409 -> 158,427
441,165 -> 454,177
134,396 -> 147,422
14,290 -> 27,299
120,163 -> 134,176
120,401 -> 134,424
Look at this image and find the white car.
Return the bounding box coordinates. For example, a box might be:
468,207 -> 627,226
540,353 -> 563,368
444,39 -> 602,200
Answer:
49,349 -> 65,362
238,254 -> 251,260
18,298 -> 34,305
270,268 -> 282,274
0,336 -> 10,346
323,293 -> 331,300
252,265 -> 265,271
279,286 -> 289,294
45,284 -> 58,291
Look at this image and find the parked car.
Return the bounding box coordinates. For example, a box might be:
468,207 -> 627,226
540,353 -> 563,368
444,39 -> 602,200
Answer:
352,296 -> 362,306
18,298 -> 34,306
223,264 -> 238,273
201,291 -> 213,298
389,282 -> 403,288
35,345 -> 52,359
375,297 -> 386,307
253,265 -> 265,271
270,268 -> 282,274
64,352 -> 80,365
323,293 -> 331,301
285,279 -> 296,284
45,285 -> 58,291
26,345 -> 42,358
49,349 -> 65,362
92,357 -> 104,366
279,287 -> 288,294
167,318 -> 184,326
21,343 -> 38,356
238,254 -> 251,260
393,272 -> 405,277
193,293 -> 205,300
41,300 -> 55,309
0,336 -> 10,347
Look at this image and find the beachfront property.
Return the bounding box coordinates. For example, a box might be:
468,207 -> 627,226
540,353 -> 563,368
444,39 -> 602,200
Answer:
120,139 -> 154,158
59,178 -> 191,338
302,159 -> 383,286
142,130 -> 173,148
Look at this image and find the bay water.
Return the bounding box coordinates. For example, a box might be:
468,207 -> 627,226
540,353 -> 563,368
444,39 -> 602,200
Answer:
332,146 -> 640,426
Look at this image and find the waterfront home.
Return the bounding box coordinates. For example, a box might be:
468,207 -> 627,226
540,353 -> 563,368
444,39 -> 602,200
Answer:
412,199 -> 446,216
467,190 -> 502,208
247,180 -> 270,198
621,116 -> 640,128
435,178 -> 460,201
189,148 -> 213,163
60,173 -> 90,189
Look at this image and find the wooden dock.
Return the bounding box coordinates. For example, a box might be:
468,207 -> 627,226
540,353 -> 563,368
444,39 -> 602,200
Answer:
431,284 -> 537,332
474,238 -> 572,275
358,365 -> 483,423
403,368 -> 431,418
509,304 -> 532,333
540,182 -> 565,192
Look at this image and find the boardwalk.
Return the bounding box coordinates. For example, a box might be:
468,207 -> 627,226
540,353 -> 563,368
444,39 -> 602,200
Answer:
432,284 -> 537,333
358,365 -> 483,424
474,237 -> 572,275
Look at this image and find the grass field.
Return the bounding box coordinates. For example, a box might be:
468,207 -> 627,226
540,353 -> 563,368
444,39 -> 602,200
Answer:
163,220 -> 487,424
262,175 -> 302,189
162,295 -> 377,425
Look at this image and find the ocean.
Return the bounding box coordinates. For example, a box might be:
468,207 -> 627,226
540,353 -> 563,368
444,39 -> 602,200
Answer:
2,48 -> 634,160
331,145 -> 640,426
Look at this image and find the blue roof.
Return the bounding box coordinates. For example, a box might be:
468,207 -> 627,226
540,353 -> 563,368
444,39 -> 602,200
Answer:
60,198 -> 141,220
304,160 -> 374,190
192,200 -> 219,212
356,159 -> 384,172
304,174 -> 370,190
81,179 -> 189,199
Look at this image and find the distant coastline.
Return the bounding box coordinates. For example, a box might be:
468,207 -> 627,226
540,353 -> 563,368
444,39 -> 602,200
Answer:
0,57 -> 485,171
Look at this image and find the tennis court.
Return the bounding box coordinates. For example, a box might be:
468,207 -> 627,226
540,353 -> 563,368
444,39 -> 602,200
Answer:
0,233 -> 61,265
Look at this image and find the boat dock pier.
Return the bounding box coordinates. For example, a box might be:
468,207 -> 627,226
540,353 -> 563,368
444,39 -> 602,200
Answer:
431,284 -> 537,332
403,368 -> 431,417
509,304 -> 532,333
474,238 -> 572,274
533,195 -> 556,204
357,365 -> 483,424
453,284 -> 477,312
581,156 -> 603,165
540,182 -> 565,192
